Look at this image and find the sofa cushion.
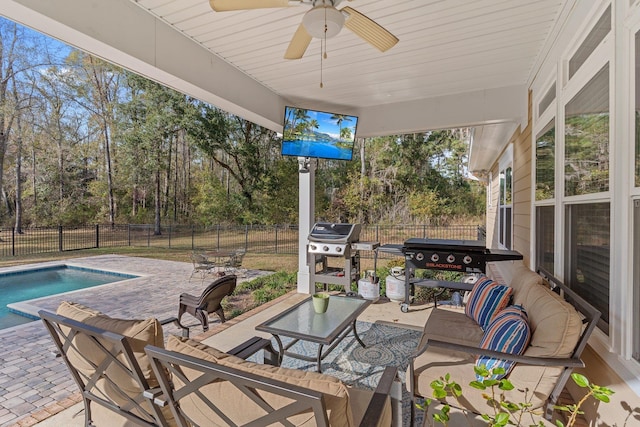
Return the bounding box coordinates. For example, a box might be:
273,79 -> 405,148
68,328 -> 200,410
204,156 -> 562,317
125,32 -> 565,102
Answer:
410,344 -> 562,413
476,305 -> 531,380
464,277 -> 512,330
519,284 -> 582,358
508,263 -> 544,306
167,336 -> 379,427
420,308 -> 484,348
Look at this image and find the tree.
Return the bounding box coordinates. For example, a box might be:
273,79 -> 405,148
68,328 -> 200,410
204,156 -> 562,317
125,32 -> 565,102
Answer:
62,52 -> 122,227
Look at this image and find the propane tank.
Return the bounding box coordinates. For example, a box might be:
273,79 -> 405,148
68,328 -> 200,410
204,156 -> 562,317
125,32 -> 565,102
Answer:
385,266 -> 406,303
358,270 -> 380,301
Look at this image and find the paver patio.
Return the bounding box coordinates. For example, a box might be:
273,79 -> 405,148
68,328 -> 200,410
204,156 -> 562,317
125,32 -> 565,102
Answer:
0,255 -> 270,427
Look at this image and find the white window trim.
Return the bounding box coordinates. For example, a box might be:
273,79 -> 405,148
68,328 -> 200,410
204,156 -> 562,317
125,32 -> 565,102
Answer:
498,144 -> 513,250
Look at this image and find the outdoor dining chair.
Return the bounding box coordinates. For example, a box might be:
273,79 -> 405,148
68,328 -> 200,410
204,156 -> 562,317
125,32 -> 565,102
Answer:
177,274 -> 237,335
189,251 -> 216,280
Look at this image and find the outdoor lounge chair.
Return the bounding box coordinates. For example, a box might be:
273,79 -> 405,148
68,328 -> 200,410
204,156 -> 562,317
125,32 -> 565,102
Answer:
39,302 -> 179,427
177,274 -> 236,335
408,265 -> 601,422
145,335 -> 402,426
39,302 -> 276,427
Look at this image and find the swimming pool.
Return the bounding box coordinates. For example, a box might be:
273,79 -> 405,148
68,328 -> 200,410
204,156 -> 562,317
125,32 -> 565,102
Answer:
0,265 -> 138,330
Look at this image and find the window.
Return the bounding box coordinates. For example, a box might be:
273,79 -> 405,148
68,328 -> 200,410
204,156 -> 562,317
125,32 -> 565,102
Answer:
568,6 -> 611,79
538,83 -> 556,117
536,120 -> 555,200
499,166 -> 512,249
565,64 -> 610,196
565,202 -> 610,333
536,206 -> 554,273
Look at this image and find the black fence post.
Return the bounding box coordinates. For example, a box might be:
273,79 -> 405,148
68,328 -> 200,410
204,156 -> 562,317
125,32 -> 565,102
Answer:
96,224 -> 100,248
245,225 -> 249,251
58,226 -> 63,252
147,225 -> 150,247
191,225 -> 195,250
128,224 -> 131,246
11,228 -> 15,257
168,224 -> 172,248
275,225 -> 279,254
216,224 -> 220,251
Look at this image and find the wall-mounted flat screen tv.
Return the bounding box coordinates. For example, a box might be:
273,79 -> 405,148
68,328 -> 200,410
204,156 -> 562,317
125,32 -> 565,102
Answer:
281,106 -> 358,161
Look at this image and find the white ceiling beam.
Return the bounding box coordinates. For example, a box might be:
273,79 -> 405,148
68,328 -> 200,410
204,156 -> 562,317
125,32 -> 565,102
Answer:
356,85 -> 527,138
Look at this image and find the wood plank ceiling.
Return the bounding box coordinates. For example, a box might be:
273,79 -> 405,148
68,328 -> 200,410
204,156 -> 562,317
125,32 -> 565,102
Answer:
132,0 -> 565,112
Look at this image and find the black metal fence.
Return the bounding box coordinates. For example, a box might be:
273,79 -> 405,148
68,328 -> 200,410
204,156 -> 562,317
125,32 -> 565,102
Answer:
0,223 -> 485,259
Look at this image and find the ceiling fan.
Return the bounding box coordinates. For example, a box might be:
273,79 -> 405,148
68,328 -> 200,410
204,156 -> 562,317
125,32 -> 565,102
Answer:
209,0 -> 399,60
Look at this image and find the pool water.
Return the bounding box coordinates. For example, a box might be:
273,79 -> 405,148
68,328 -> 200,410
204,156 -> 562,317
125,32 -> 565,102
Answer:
0,266 -> 137,330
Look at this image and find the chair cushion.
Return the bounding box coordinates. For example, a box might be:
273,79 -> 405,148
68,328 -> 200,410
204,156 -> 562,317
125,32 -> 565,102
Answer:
167,336 -> 366,427
476,305 -> 531,380
56,302 -> 164,393
464,276 -> 513,330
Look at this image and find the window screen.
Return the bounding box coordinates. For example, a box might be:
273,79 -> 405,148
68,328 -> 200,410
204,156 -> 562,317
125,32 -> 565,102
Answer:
536,120 -> 555,201
565,202 -> 610,333
536,206 -> 554,273
565,64 -> 609,196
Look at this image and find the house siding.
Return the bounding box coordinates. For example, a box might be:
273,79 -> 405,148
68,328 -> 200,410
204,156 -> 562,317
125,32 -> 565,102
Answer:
486,92 -> 533,267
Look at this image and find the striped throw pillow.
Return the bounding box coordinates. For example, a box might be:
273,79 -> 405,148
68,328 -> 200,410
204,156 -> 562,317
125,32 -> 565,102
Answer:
476,305 -> 531,380
464,276 -> 513,330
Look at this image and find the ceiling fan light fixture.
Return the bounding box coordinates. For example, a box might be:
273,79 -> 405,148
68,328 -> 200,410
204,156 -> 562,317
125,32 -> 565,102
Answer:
302,5 -> 345,38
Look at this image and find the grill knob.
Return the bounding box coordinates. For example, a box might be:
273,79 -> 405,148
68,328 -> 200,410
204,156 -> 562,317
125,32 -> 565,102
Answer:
416,253 -> 424,261
323,246 -> 329,252
463,255 -> 472,264
310,244 -> 317,251
336,246 -> 342,253
447,254 -> 455,263
431,254 -> 439,262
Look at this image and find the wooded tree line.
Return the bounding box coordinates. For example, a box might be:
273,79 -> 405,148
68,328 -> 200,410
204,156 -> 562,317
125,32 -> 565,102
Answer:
0,19 -> 484,233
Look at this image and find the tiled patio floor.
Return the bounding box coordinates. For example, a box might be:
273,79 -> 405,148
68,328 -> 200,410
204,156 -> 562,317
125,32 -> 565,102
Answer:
0,255 -> 271,427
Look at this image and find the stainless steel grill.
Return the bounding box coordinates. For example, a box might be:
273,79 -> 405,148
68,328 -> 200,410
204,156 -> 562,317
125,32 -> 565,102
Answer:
307,223 -> 364,293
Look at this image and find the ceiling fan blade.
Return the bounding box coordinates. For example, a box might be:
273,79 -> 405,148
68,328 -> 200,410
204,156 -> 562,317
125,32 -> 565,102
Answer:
284,24 -> 312,59
210,0 -> 291,12
341,6 -> 398,52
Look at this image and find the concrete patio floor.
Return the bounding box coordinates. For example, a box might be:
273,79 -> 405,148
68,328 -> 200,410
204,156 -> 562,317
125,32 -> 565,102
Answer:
0,256 -> 637,426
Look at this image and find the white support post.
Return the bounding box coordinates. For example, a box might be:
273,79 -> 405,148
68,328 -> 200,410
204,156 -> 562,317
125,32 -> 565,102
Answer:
297,158 -> 315,294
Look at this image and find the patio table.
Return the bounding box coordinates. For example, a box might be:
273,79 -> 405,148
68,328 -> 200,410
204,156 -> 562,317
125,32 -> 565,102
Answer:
255,295 -> 371,372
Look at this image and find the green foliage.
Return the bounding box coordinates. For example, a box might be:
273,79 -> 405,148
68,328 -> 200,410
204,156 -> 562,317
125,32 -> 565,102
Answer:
236,271 -> 297,306
419,368 -> 613,427
553,373 -> 614,427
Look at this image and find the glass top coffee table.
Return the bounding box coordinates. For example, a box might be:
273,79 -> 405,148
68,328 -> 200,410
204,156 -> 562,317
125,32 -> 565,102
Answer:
255,295 -> 372,372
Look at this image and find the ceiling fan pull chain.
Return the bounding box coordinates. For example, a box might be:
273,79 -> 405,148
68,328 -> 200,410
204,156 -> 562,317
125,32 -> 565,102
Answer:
320,38 -> 324,88
320,5 -> 327,88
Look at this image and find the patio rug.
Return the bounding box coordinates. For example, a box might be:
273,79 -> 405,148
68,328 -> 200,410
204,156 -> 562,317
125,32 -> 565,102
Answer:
249,321 -> 423,426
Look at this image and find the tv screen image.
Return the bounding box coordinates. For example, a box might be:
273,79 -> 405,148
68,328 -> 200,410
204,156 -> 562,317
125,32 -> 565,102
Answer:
281,106 -> 358,161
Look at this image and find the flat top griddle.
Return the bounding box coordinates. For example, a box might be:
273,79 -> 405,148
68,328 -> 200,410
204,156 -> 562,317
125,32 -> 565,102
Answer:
403,238 -> 487,252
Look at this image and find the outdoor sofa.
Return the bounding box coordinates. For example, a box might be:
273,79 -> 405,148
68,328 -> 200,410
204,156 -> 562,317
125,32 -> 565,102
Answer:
40,301 -> 401,426
408,262 -> 600,422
